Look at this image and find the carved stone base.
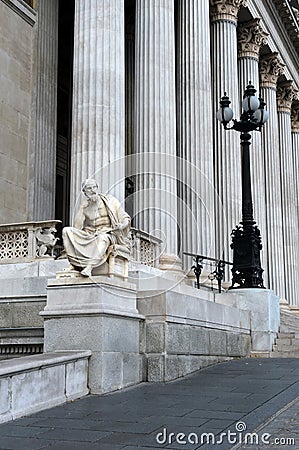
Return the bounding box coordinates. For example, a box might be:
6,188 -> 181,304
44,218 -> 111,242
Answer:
56,249 -> 130,281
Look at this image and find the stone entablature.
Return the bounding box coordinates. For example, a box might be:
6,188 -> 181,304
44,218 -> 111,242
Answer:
272,0 -> 299,54
291,103 -> 299,132
277,80 -> 298,113
1,0 -> 36,26
237,18 -> 268,59
210,0 -> 247,23
259,53 -> 285,88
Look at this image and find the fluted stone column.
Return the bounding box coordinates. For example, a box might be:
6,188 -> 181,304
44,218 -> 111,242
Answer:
125,34 -> 135,218
259,53 -> 285,299
28,0 -> 59,220
177,0 -> 214,267
70,0 -> 125,214
134,0 -> 180,271
210,0 -> 246,271
277,81 -> 299,306
292,104 -> 299,225
237,18 -> 269,285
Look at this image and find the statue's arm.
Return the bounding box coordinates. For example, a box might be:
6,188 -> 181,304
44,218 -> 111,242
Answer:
74,205 -> 85,229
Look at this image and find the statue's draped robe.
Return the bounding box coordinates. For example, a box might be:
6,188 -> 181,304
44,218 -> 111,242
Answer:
62,194 -> 131,269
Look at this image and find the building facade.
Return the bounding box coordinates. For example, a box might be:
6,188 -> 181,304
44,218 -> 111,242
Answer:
0,0 -> 299,304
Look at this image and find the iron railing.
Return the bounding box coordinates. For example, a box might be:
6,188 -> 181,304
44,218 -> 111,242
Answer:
184,252 -> 233,293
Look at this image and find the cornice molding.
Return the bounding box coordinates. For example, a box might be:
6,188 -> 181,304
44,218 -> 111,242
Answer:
1,0 -> 36,26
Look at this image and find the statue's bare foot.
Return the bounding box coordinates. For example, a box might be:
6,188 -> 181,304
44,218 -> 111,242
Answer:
81,266 -> 92,277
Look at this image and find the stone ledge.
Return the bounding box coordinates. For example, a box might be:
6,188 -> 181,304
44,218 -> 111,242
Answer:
0,350 -> 91,377
41,308 -> 144,320
0,350 -> 90,423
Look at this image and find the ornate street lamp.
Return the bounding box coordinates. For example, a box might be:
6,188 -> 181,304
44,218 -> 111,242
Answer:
217,82 -> 269,289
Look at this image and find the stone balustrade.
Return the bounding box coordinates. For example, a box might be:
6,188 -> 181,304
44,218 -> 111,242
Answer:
0,221 -> 61,264
0,222 -> 162,269
130,228 -> 162,268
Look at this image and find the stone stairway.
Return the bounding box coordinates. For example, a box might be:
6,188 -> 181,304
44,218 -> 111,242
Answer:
271,310 -> 299,357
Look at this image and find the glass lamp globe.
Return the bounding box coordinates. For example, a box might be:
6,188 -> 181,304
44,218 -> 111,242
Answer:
216,106 -> 234,123
242,95 -> 260,112
253,108 -> 269,124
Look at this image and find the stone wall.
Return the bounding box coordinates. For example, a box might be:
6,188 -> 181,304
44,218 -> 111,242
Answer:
143,322 -> 250,382
0,1 -> 35,222
137,282 -> 251,382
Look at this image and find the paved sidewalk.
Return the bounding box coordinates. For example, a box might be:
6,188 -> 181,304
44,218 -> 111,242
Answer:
0,358 -> 298,450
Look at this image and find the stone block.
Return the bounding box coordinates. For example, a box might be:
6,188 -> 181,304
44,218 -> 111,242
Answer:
44,317 -> 104,353
46,277 -> 138,315
165,355 -> 179,381
0,378 -> 11,416
189,326 -> 209,355
139,321 -> 146,354
165,323 -> 190,354
226,333 -> 242,357
147,355 -> 165,382
0,262 -> 39,279
145,322 -> 165,353
178,355 -> 192,377
11,365 -> 65,417
123,354 -> 142,386
252,331 -> 277,352
101,352 -> 122,392
38,259 -> 68,277
209,329 -> 227,356
12,301 -> 45,327
87,351 -> 103,394
102,316 -> 139,353
65,359 -> 89,400
0,304 -> 13,327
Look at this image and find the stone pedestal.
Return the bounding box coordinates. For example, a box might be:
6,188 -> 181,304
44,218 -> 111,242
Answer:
41,277 -> 144,394
216,289 -> 280,352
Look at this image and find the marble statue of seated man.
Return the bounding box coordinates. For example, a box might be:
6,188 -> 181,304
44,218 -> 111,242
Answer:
62,179 -> 131,277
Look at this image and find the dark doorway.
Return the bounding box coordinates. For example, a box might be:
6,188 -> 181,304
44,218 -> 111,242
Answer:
55,0 -> 75,233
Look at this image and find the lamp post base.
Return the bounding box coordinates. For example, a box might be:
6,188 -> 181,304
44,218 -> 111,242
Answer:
230,223 -> 264,289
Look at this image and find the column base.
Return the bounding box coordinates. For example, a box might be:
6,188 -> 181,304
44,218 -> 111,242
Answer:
159,254 -> 183,274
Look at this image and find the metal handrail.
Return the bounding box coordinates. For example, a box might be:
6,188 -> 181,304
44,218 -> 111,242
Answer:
183,252 -> 233,293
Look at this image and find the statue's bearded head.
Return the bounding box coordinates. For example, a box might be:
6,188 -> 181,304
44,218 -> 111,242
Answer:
82,179 -> 98,202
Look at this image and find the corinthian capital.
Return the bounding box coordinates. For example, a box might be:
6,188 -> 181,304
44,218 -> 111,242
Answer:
259,53 -> 285,88
277,81 -> 298,113
237,19 -> 268,59
291,103 -> 299,132
210,0 -> 247,23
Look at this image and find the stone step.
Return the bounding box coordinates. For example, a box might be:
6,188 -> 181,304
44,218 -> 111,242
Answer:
274,337 -> 292,345
277,332 -> 296,339
271,351 -> 299,358
273,342 -> 299,352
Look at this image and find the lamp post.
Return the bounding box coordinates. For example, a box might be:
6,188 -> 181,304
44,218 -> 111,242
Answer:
217,82 -> 269,289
